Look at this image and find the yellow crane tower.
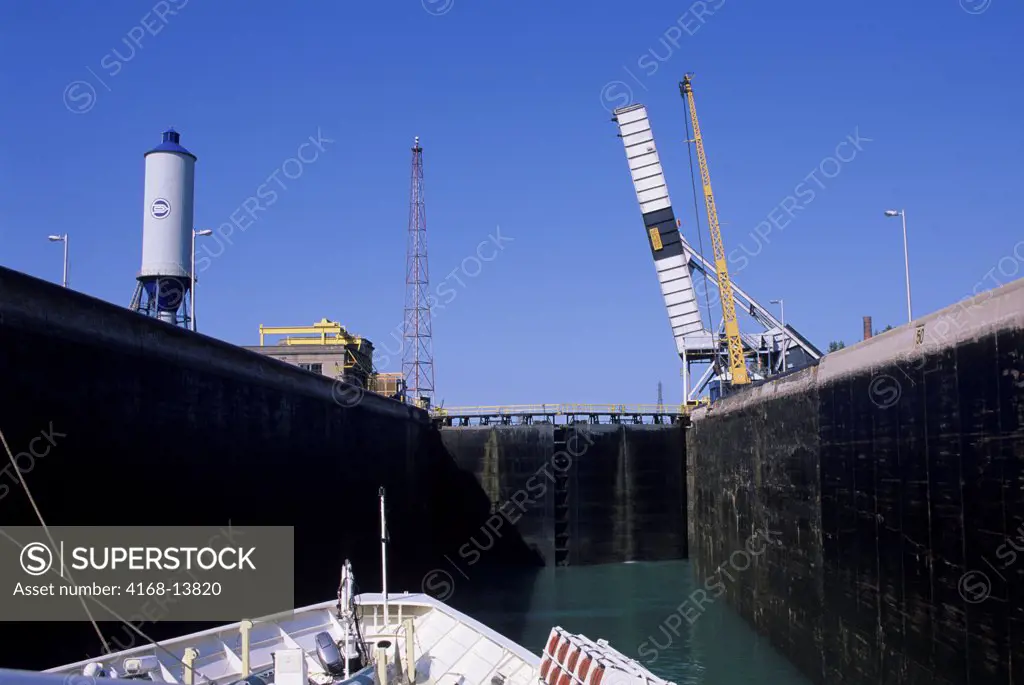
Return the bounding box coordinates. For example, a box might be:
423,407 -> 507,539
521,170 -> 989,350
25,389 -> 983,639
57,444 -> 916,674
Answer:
679,73 -> 750,386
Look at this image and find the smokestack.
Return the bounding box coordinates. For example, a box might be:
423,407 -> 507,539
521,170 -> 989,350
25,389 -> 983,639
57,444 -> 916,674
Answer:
863,316 -> 873,341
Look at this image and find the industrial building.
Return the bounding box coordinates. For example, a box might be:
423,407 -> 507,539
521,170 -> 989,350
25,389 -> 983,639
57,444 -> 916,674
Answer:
245,318 -> 406,401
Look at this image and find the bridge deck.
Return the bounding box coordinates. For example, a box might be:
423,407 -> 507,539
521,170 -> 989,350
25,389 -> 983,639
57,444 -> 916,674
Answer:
432,403 -> 698,426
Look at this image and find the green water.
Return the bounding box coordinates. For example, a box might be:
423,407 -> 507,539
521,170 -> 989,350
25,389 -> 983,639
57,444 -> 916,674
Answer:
448,560 -> 810,685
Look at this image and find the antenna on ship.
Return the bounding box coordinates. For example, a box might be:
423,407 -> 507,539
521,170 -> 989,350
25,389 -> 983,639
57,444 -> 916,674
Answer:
380,486 -> 389,626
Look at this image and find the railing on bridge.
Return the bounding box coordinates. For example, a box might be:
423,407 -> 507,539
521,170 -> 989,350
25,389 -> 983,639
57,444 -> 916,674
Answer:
432,402 -> 705,426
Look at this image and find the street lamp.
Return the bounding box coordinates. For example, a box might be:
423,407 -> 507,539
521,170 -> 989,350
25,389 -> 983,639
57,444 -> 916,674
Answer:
47,234 -> 68,288
770,298 -> 787,373
884,209 -> 913,323
191,229 -> 213,332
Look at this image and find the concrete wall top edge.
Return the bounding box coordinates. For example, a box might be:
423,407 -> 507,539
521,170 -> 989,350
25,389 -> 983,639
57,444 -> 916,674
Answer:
692,275 -> 1024,423
817,274 -> 1024,387
691,364 -> 818,420
0,267 -> 426,424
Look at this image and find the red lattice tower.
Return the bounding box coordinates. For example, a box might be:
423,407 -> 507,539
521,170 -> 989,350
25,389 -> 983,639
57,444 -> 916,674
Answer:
402,136 -> 435,404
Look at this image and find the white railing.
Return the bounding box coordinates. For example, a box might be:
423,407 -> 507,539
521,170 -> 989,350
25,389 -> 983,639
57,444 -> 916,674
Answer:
433,403 -> 699,417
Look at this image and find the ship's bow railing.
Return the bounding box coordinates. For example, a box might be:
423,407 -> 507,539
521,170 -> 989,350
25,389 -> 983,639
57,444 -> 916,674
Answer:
0,670 -> 126,685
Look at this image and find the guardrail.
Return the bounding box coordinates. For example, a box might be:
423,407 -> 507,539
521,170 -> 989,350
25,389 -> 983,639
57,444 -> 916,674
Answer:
432,402 -> 702,417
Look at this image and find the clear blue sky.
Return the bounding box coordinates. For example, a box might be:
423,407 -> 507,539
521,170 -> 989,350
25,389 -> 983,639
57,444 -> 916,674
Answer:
1,1 -> 1022,406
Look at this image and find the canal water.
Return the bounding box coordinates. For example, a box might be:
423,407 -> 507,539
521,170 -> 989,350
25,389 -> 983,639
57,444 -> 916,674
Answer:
449,560 -> 809,685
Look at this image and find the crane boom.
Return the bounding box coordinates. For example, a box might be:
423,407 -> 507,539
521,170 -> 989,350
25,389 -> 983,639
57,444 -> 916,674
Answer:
679,74 -> 749,386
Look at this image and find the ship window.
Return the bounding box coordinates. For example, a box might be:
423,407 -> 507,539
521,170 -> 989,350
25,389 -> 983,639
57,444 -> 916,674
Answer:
299,363 -> 323,374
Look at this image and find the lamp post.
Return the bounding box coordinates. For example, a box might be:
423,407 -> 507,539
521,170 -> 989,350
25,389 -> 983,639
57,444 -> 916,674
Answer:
191,229 -> 213,331
47,234 -> 68,288
884,209 -> 913,323
770,298 -> 786,373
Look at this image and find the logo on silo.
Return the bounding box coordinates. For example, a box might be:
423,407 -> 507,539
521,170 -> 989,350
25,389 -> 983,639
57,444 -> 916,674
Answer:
151,198 -> 171,219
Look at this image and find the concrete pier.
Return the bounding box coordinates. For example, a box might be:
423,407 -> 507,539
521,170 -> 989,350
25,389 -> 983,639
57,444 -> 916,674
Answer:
0,266 -> 540,669
688,277 -> 1024,685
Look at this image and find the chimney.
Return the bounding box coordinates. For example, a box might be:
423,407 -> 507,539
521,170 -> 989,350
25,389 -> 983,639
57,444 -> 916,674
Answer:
863,316 -> 873,341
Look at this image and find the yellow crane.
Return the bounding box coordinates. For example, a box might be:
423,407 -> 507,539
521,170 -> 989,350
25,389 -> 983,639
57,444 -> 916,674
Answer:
679,73 -> 750,386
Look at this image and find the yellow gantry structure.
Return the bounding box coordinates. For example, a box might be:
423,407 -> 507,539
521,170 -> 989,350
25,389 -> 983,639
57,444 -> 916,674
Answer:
679,74 -> 750,386
258,318 -> 367,347
256,318 -> 375,385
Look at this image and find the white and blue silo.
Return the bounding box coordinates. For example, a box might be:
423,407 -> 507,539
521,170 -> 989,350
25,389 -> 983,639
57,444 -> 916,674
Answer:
129,128 -> 197,326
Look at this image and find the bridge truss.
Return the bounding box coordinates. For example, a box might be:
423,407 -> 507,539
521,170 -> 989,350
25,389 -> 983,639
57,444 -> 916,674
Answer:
432,403 -> 695,427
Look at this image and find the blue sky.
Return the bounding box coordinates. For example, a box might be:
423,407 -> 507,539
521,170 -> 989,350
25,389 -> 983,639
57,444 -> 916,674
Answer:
1,1 -> 1022,406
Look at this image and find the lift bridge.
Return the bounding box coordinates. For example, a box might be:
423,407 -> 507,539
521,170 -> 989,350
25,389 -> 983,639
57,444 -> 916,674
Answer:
611,102 -> 821,401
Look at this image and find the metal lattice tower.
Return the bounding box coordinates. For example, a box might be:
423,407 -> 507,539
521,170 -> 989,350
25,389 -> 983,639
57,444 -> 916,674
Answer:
402,136 -> 435,405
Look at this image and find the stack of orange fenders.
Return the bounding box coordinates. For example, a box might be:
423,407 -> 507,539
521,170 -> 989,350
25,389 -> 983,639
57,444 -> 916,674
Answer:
539,627 -> 606,685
